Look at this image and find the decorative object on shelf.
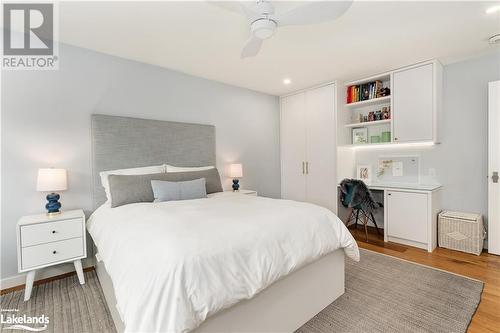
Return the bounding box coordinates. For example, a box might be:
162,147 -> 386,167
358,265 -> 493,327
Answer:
352,128 -> 368,144
227,163 -> 243,191
382,106 -> 391,120
353,113 -> 363,123
368,111 -> 375,122
356,165 -> 372,184
377,87 -> 391,97
381,131 -> 391,142
363,115 -> 368,122
36,168 -> 67,216
371,135 -> 381,143
375,110 -> 382,121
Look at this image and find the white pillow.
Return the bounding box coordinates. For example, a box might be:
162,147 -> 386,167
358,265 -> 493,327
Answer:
166,165 -> 215,173
100,165 -> 165,202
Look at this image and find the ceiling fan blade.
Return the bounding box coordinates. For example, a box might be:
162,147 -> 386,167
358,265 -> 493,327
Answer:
241,36 -> 264,58
209,1 -> 260,22
276,1 -> 353,27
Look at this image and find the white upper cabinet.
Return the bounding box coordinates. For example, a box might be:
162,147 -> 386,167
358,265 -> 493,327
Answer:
393,62 -> 440,143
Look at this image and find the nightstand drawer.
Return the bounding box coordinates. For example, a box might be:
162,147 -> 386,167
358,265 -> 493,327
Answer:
21,237 -> 84,270
21,218 -> 83,247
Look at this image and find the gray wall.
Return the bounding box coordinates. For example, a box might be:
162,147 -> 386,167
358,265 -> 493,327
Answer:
355,52 -> 500,230
1,44 -> 280,280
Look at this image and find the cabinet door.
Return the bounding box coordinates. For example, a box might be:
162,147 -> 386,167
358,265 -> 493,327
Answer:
305,84 -> 336,211
280,92 -> 307,202
393,63 -> 434,142
387,191 -> 428,243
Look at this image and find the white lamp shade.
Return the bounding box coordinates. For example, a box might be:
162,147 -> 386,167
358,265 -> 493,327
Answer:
227,164 -> 243,178
36,168 -> 68,192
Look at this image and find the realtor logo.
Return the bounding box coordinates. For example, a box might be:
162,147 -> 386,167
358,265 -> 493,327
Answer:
2,2 -> 58,70
1,309 -> 49,331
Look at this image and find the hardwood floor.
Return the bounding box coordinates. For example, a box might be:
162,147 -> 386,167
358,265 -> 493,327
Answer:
348,226 -> 500,333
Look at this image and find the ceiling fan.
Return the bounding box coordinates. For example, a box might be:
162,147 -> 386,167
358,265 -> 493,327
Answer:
215,1 -> 353,58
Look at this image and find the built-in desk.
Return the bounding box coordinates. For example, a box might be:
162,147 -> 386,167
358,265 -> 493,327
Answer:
368,183 -> 442,192
339,183 -> 442,252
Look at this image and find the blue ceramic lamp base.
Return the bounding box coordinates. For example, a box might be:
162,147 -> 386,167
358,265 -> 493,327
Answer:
232,179 -> 240,191
46,192 -> 62,216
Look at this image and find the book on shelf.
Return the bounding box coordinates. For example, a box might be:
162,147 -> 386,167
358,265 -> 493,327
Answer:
346,80 -> 385,104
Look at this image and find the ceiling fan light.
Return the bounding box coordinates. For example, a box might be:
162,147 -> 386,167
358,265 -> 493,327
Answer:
251,19 -> 277,39
486,5 -> 500,14
489,34 -> 500,45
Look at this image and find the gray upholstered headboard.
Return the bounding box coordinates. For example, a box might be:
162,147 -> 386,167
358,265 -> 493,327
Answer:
91,114 -> 216,209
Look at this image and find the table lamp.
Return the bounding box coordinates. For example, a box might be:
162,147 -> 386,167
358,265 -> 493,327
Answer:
227,164 -> 243,191
37,168 -> 67,216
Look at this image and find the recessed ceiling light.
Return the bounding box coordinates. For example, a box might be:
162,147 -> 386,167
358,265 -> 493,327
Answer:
486,5 -> 500,14
283,78 -> 291,85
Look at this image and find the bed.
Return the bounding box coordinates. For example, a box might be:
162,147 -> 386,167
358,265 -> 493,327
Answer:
89,114 -> 359,333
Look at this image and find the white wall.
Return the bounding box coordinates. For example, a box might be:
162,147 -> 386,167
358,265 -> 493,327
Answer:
1,44 -> 280,281
354,52 -> 500,231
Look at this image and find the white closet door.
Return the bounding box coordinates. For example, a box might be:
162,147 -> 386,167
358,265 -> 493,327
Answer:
393,63 -> 434,142
305,84 -> 336,211
280,92 -> 307,202
488,80 -> 500,255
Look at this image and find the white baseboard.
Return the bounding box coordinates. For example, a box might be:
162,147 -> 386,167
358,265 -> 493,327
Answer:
1,258 -> 95,290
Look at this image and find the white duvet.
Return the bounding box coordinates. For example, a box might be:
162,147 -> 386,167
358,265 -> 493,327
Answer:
87,193 -> 359,333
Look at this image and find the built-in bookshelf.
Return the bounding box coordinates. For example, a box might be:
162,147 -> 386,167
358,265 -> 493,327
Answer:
337,60 -> 442,148
340,72 -> 392,146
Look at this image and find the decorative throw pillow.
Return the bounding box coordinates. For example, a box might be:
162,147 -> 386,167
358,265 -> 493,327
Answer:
100,165 -> 165,202
108,173 -> 168,208
164,168 -> 223,194
151,178 -> 207,202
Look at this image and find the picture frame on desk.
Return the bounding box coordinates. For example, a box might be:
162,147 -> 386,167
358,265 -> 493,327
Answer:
356,165 -> 372,184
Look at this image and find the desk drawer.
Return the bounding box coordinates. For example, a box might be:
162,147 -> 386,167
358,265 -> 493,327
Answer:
21,218 -> 83,247
22,237 -> 84,270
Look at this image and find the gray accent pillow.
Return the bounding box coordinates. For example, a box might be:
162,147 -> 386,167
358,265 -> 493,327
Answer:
108,168 -> 223,208
108,172 -> 167,208
151,178 -> 207,202
164,168 -> 223,194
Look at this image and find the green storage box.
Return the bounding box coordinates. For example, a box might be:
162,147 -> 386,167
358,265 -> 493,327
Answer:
381,131 -> 391,142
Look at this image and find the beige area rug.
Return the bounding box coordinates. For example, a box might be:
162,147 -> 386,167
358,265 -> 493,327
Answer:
296,249 -> 483,333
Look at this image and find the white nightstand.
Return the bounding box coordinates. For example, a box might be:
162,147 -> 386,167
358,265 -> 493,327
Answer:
233,189 -> 257,196
17,209 -> 87,301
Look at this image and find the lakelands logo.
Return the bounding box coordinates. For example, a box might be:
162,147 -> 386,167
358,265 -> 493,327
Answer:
2,2 -> 59,70
1,312 -> 49,331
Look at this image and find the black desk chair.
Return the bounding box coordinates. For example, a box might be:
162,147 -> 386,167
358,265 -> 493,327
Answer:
339,179 -> 382,241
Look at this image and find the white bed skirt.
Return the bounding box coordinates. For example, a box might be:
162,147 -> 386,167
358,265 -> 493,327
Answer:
95,249 -> 345,333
